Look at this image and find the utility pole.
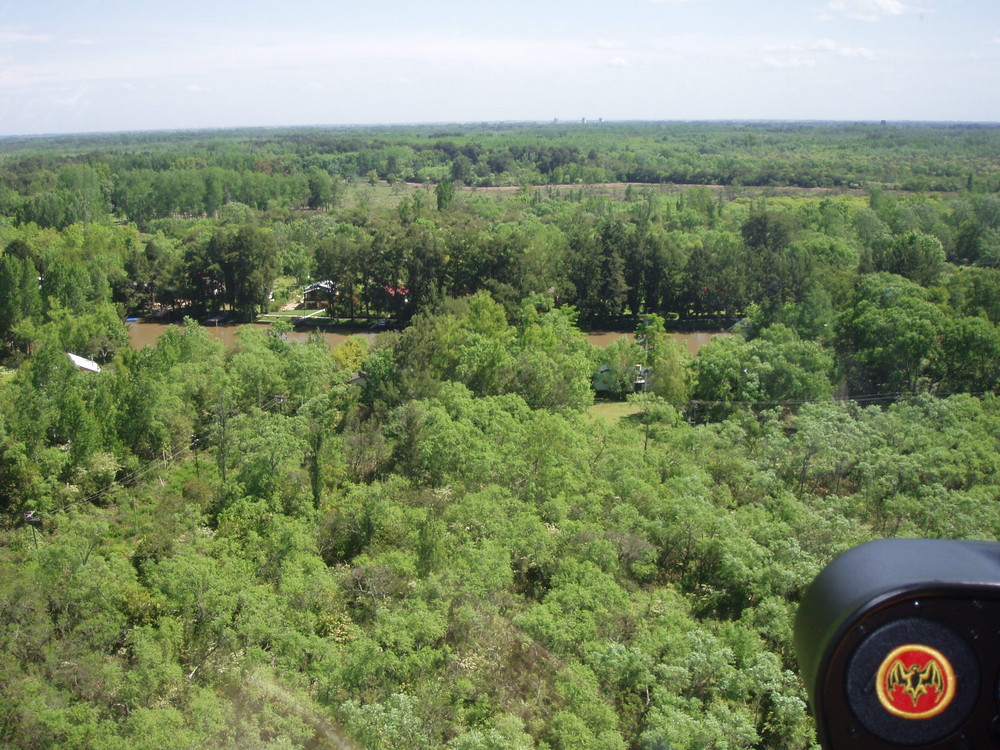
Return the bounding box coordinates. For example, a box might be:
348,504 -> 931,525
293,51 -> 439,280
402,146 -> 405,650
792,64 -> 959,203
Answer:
24,510 -> 41,549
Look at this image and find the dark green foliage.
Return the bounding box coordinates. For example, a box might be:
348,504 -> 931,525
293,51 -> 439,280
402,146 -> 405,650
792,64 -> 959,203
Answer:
865,230 -> 946,285
835,274 -> 944,395
0,253 -> 40,353
435,179 -> 455,211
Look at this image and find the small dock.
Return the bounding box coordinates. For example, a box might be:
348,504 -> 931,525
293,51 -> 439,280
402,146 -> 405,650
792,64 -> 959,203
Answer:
257,308 -> 329,326
295,309 -> 327,323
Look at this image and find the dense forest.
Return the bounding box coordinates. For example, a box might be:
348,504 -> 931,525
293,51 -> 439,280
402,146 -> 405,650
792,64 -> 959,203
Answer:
1,122 -> 1000,749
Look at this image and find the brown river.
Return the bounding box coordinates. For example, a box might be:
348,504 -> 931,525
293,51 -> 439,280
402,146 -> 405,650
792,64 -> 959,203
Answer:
127,322 -> 725,356
127,321 -> 367,349
583,330 -> 724,356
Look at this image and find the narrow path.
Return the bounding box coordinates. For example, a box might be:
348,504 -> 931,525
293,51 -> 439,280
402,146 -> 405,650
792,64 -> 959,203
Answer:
297,308 -> 326,319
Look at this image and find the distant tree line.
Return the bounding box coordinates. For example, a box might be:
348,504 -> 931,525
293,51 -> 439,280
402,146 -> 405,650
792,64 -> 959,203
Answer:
2,123 -> 999,231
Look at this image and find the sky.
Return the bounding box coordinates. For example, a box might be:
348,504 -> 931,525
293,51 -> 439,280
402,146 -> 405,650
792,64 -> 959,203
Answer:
0,0 -> 997,136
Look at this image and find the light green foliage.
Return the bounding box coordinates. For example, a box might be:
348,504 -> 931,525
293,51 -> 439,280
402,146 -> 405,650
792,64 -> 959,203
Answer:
548,663 -> 627,750
412,383 -> 592,502
516,560 -> 631,655
332,335 -> 368,374
449,715 -> 534,750
642,697 -> 759,750
17,302 -> 129,363
386,292 -> 594,411
227,327 -> 290,410
224,408 -> 309,510
514,302 -> 594,410
593,338 -> 645,399
341,693 -> 434,750
4,123 -> 1000,750
637,314 -> 692,403
628,392 -> 682,452
691,324 -> 834,421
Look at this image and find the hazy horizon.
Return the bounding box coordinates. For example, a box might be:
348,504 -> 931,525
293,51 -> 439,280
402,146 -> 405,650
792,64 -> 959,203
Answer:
5,118 -> 1000,143
2,0 -> 998,137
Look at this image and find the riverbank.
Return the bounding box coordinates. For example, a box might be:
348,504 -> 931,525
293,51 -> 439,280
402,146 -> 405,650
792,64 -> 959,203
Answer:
127,319 -> 727,355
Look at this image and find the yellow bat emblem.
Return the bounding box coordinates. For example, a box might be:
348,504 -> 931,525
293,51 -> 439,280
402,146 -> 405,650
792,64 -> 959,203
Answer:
876,644 -> 956,719
885,658 -> 945,707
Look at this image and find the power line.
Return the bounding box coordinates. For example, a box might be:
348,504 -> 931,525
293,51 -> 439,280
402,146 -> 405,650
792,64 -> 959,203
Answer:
23,384 -> 998,524
675,389 -> 994,409
48,393 -> 288,517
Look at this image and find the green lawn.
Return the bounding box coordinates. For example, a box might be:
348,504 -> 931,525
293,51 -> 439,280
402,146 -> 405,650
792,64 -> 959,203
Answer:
257,309 -> 331,321
587,400 -> 642,425
259,309 -> 310,318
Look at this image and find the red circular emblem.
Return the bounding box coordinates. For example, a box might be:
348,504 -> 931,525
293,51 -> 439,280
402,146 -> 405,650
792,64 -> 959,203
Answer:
876,644 -> 956,719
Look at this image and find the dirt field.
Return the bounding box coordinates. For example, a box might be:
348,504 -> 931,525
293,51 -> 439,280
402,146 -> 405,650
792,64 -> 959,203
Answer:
463,181 -> 865,199
341,178 -> 865,214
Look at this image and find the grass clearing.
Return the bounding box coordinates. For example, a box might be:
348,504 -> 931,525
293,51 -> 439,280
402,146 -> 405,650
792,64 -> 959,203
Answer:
587,400 -> 642,426
260,309 -> 314,318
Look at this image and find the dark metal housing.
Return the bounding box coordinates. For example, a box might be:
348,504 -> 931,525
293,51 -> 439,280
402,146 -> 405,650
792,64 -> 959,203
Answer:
794,539 -> 1000,749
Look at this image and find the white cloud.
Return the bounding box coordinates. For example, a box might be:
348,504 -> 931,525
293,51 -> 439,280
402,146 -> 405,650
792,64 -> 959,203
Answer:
609,57 -> 629,67
0,29 -> 51,44
0,30 -> 607,90
758,38 -> 876,68
50,86 -> 89,108
827,0 -> 923,21
814,38 -> 876,58
763,56 -> 817,68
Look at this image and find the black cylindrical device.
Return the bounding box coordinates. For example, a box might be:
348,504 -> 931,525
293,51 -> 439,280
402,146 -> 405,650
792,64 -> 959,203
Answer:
794,539 -> 1000,748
